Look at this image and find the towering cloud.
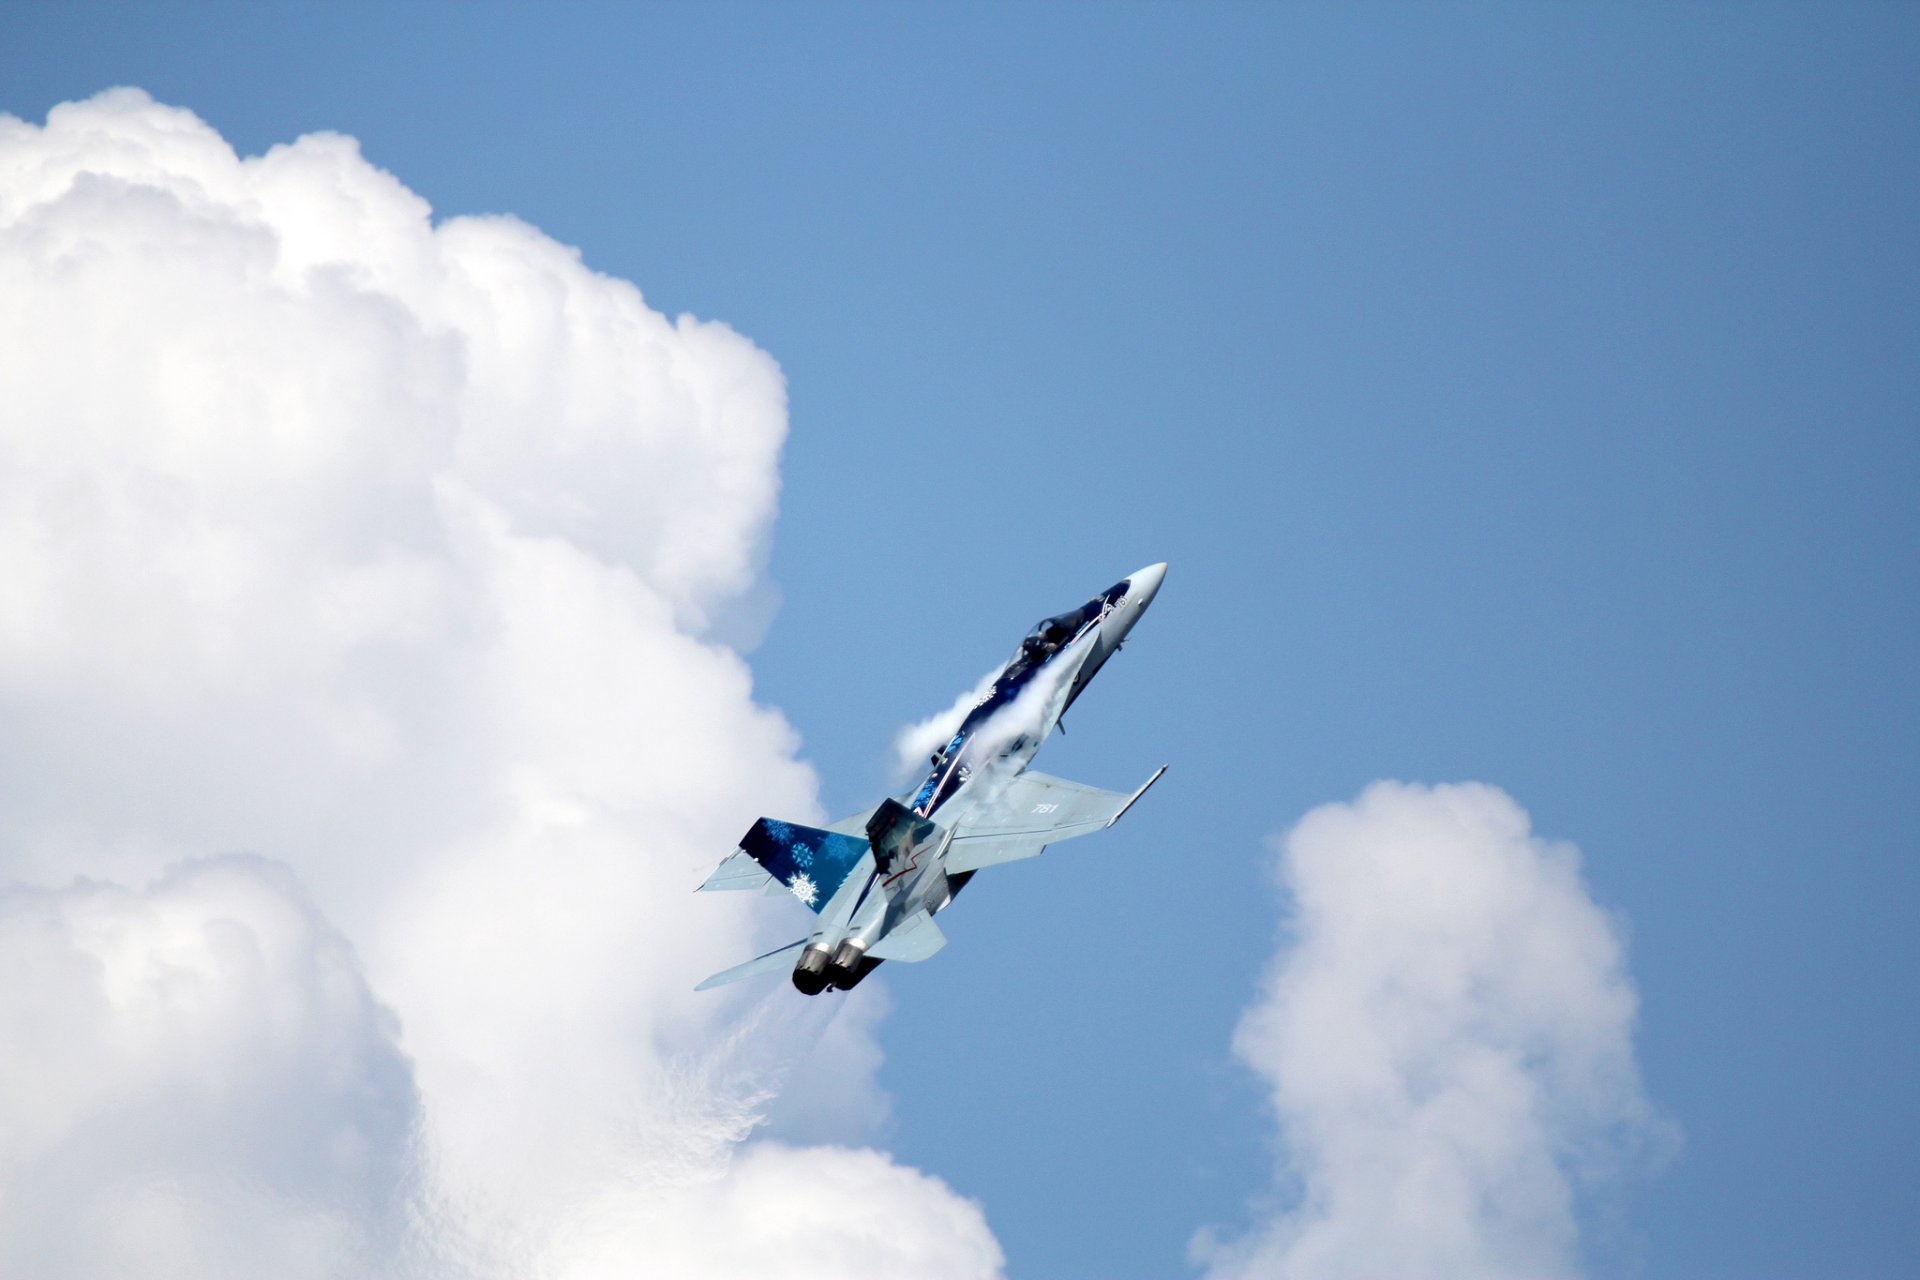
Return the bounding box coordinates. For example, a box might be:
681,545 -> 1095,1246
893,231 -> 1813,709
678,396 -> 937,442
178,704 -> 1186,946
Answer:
0,859 -> 420,1280
0,89 -> 999,1277
1199,782 -> 1672,1280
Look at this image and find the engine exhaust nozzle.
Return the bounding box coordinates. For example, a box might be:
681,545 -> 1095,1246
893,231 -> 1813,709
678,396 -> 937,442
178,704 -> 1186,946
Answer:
791,943 -> 831,995
826,939 -> 869,990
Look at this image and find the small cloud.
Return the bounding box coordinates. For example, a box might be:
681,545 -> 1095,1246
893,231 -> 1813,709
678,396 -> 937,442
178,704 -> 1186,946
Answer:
1197,781 -> 1676,1280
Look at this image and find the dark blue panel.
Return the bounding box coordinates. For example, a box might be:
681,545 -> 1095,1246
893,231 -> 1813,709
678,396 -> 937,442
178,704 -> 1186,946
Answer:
739,818 -> 870,914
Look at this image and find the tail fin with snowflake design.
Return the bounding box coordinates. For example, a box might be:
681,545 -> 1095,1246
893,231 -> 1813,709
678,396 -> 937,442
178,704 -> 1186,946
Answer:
737,818 -> 871,914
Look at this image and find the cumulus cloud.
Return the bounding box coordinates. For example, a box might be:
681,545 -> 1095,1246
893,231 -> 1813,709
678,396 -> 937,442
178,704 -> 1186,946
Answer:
1198,782 -> 1673,1280
0,88 -> 999,1277
0,858 -> 420,1280
550,1143 -> 1002,1280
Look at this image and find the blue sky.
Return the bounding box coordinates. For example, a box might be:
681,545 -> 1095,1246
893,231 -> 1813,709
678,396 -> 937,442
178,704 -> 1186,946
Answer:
5,4 -> 1916,1277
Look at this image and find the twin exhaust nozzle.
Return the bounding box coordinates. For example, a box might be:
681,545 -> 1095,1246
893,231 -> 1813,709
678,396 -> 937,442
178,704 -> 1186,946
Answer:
792,939 -> 872,994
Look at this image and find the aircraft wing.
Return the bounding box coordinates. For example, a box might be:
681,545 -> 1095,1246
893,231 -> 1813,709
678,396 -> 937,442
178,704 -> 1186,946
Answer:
945,766 -> 1164,874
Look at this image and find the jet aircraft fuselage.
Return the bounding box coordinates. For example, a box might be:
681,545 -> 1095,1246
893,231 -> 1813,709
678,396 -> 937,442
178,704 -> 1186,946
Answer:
696,563 -> 1167,995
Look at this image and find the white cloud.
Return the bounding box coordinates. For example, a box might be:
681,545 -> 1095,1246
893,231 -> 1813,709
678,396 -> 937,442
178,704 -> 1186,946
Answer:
0,858 -> 421,1280
552,1143 -> 1003,1280
0,88 -> 1000,1277
1198,782 -> 1673,1280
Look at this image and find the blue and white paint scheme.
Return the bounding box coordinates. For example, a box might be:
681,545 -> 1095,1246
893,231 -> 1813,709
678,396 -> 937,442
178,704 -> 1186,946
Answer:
696,563 -> 1167,995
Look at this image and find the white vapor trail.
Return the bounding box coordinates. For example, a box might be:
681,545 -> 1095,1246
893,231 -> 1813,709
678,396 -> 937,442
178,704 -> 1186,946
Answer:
891,627 -> 1091,790
891,666 -> 1002,782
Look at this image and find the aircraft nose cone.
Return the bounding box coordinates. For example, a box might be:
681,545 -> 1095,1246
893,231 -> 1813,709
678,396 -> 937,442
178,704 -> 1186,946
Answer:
1127,562 -> 1167,609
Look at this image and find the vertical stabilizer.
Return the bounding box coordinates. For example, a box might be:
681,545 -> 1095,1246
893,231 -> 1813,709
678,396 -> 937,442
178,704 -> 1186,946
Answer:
864,798 -> 942,876
738,819 -> 870,914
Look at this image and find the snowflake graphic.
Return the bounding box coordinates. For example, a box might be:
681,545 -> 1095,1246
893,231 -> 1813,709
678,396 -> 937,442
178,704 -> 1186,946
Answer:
789,872 -> 817,907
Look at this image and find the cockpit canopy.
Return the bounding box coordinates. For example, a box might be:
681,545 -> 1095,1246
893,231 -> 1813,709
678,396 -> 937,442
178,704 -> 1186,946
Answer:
1011,600 -> 1098,668
1000,577 -> 1132,680
1021,610 -> 1084,657
1006,579 -> 1121,679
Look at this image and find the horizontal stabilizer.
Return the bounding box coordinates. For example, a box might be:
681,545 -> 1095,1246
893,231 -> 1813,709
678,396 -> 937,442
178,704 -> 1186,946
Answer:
867,910 -> 947,962
945,766 -> 1165,874
739,817 -> 871,914
697,847 -> 774,892
694,938 -> 809,990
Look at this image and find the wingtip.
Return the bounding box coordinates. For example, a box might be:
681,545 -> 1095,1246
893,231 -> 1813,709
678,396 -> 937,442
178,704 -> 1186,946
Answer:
1107,764 -> 1168,827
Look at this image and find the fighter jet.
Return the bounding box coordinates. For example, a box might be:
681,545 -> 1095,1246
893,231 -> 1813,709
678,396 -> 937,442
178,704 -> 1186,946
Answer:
695,563 -> 1167,995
